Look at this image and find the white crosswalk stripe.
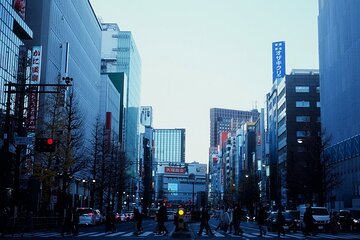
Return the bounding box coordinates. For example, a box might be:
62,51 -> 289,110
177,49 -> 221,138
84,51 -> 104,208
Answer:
105,231 -> 126,237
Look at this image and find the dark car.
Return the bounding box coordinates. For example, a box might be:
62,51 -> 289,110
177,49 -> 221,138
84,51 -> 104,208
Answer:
266,211 -> 297,232
286,210 -> 300,231
339,209 -> 360,232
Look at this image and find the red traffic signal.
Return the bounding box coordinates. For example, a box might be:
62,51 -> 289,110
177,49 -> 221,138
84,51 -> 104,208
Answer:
35,137 -> 57,152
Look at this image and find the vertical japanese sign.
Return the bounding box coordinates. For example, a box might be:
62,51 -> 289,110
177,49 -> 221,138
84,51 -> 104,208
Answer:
272,41 -> 285,82
27,46 -> 42,132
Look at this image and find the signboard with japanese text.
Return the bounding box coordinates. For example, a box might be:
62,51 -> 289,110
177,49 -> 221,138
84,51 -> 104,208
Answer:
272,41 -> 285,81
165,167 -> 187,174
140,106 -> 152,127
27,46 -> 42,132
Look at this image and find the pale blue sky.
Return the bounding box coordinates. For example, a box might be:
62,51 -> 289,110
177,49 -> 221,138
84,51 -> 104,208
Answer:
90,0 -> 319,164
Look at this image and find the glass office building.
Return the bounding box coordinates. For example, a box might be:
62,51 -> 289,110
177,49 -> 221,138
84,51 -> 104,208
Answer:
319,0 -> 360,208
100,23 -> 142,181
0,0 -> 32,113
154,129 -> 186,163
24,0 -> 102,144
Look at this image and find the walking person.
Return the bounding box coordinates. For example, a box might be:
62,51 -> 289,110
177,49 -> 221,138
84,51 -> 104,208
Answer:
72,208 -> 79,236
133,208 -> 143,234
330,211 -> 339,234
215,206 -> 225,231
197,207 -> 214,236
257,206 -> 267,237
303,206 -> 315,236
61,205 -> 73,236
276,209 -> 285,238
156,204 -> 168,235
232,205 -> 244,235
105,206 -> 112,233
223,209 -> 231,233
228,207 -> 234,234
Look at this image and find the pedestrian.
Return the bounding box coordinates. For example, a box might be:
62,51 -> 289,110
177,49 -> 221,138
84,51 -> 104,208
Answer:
197,207 -> 214,236
133,208 -> 143,234
61,205 -> 73,236
257,206 -> 267,237
156,204 -> 168,235
232,205 -> 244,235
303,206 -> 315,236
223,208 -> 231,233
215,206 -> 225,231
105,206 -> 112,233
276,209 -> 285,238
72,208 -> 79,236
0,206 -> 10,237
228,207 -> 234,234
25,210 -> 34,235
330,211 -> 339,234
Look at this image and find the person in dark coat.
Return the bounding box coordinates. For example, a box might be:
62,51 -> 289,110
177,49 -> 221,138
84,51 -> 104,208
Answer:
197,207 -> 214,236
156,204 -> 168,235
133,208 -> 143,234
72,208 -> 79,236
232,205 -> 244,235
303,206 -> 315,236
61,206 -> 73,236
276,210 -> 285,238
257,206 -> 267,237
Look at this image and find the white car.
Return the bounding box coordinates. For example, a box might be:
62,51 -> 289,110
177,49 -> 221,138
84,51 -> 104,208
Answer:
77,208 -> 96,225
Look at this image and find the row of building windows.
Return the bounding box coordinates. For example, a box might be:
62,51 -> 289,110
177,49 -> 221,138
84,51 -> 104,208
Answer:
294,86 -> 320,93
295,101 -> 320,108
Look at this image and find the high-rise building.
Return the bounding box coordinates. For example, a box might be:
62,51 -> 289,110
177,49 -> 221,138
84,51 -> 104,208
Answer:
100,23 -> 142,174
267,69 -> 320,207
318,0 -> 360,208
24,0 -> 102,144
153,129 -> 186,164
209,108 -> 259,148
0,0 -> 33,208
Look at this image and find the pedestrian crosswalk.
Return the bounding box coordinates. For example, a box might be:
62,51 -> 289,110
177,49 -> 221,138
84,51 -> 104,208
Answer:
196,230 -> 360,239
4,230 -> 360,239
4,231 -> 168,238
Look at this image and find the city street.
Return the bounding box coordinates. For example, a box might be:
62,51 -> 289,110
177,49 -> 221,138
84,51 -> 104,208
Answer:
2,219 -> 360,239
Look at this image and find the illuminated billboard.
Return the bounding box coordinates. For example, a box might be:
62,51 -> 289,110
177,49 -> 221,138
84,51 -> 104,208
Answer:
272,41 -> 286,81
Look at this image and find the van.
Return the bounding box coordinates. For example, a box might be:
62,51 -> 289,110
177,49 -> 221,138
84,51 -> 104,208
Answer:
298,206 -> 330,232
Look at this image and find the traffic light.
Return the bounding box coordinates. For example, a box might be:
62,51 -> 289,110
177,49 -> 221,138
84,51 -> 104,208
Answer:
177,208 -> 185,230
35,137 -> 56,152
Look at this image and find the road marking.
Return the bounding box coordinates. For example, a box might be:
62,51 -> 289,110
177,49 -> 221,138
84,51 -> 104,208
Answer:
139,231 -> 153,236
105,232 -> 126,237
89,232 -> 108,237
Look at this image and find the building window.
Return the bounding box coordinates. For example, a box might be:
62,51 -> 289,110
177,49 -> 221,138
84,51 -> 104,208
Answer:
295,86 -> 310,93
316,101 -> 321,107
296,101 -> 310,107
316,86 -> 320,93
296,131 -> 309,137
296,116 -> 310,122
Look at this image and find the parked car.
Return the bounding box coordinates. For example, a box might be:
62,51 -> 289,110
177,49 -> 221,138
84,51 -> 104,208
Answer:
120,211 -> 134,222
266,211 -> 297,232
339,209 -> 360,232
77,208 -> 96,225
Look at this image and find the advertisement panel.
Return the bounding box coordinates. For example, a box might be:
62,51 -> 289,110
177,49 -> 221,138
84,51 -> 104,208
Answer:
165,167 -> 186,174
140,106 -> 152,127
27,46 -> 42,132
13,0 -> 26,20
272,41 -> 286,81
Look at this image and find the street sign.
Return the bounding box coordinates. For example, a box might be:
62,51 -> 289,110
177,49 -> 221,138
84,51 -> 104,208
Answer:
15,136 -> 34,145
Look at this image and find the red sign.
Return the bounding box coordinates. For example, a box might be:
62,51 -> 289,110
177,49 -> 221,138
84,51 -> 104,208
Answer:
165,167 -> 186,174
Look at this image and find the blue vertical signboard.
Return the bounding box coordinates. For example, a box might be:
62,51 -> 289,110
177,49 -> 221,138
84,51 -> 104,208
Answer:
272,41 -> 286,82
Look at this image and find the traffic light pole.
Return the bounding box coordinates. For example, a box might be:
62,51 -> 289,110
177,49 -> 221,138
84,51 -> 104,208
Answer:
1,81 -> 72,215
